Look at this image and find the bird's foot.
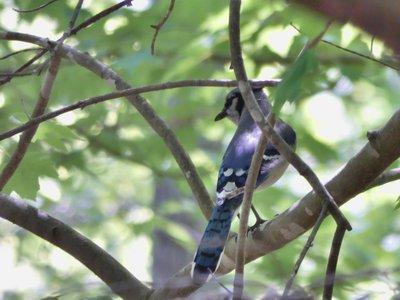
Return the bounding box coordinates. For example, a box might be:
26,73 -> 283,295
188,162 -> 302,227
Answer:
248,217 -> 268,233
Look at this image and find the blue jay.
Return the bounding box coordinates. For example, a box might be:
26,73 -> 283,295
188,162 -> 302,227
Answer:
191,88 -> 296,285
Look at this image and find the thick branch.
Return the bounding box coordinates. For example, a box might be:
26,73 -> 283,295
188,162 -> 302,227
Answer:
0,193 -> 150,300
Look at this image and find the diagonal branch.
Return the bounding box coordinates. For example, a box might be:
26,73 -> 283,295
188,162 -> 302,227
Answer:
233,127 -> 270,299
70,0 -> 133,36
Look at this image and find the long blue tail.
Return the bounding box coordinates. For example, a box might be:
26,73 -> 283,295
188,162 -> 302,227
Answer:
192,195 -> 243,285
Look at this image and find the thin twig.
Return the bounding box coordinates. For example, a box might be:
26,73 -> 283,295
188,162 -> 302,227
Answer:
0,49 -> 48,86
323,223 -> 347,299
233,117 -> 272,299
282,203 -> 329,297
0,79 -> 280,142
0,47 -> 42,60
298,19 -> 333,55
0,70 -> 40,77
62,0 -> 84,40
322,39 -> 400,70
70,0 -> 133,35
150,0 -> 176,55
13,0 -> 58,13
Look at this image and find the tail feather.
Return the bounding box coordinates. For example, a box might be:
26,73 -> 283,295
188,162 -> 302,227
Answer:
192,196 -> 242,285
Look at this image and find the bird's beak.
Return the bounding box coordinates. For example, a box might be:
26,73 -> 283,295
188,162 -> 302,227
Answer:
214,110 -> 227,121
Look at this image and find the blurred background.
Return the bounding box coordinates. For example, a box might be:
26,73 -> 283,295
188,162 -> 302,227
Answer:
0,0 -> 399,299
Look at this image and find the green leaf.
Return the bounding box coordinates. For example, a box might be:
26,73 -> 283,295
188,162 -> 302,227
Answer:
272,50 -> 318,112
3,147 -> 58,199
35,121 -> 79,152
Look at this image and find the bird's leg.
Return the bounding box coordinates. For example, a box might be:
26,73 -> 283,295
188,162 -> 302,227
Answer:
235,205 -> 267,235
249,204 -> 267,231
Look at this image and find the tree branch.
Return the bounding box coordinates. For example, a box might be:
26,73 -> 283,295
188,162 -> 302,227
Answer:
13,0 -> 59,13
0,79 -> 279,142
323,223 -> 347,299
0,192 -> 150,300
70,0 -> 133,36
233,130 -> 270,299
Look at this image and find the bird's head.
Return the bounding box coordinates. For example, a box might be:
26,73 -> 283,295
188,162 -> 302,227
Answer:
214,87 -> 264,124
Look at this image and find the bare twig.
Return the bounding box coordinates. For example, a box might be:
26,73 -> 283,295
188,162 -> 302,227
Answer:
322,39 -> 400,70
13,0 -> 58,13
233,124 -> 271,299
0,49 -> 48,86
0,69 -> 40,77
323,223 -> 347,300
0,79 -> 280,142
282,203 -> 329,296
70,0 -> 133,35
62,0 -> 84,40
0,47 -> 42,60
150,0 -> 176,55
0,192 -> 150,300
298,19 -> 333,55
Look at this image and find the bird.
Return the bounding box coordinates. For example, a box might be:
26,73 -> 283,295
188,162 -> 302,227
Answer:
191,87 -> 296,285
